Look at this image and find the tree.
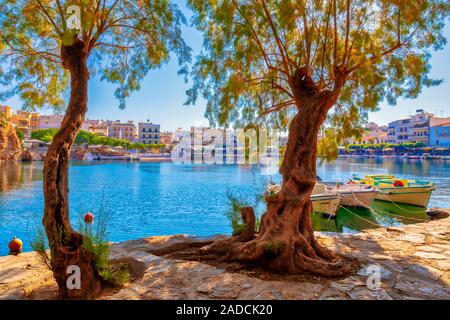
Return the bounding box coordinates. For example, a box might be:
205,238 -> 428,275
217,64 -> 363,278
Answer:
0,0 -> 190,298
186,0 -> 449,276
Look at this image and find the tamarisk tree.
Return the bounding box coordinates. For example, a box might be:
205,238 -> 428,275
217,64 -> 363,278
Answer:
186,0 -> 449,275
0,0 -> 190,298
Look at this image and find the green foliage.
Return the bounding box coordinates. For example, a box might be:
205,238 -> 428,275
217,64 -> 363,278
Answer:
30,128 -> 59,143
225,176 -> 269,235
0,0 -> 191,111
14,127 -> 24,142
225,191 -> 248,236
31,196 -> 129,287
31,129 -> 165,150
345,142 -> 425,150
186,0 -> 449,143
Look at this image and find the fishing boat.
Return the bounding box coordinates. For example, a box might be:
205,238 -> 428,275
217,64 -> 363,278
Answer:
351,174 -> 435,207
266,183 -> 340,216
322,182 -> 377,208
310,184 -> 340,216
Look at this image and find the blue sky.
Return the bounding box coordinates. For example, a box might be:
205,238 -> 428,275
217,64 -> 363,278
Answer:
4,2 -> 450,131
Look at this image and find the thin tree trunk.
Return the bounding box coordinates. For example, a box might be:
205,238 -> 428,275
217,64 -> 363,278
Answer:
43,40 -> 101,299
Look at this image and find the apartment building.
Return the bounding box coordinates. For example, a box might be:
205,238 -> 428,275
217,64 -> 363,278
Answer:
387,109 -> 450,144
85,119 -> 109,136
429,122 -> 450,146
107,120 -> 136,142
138,122 -> 160,144
38,114 -> 65,129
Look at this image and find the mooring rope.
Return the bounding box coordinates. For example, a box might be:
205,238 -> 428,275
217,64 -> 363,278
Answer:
339,205 -> 384,228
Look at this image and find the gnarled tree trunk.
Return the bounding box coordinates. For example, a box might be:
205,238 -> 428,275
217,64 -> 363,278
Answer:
227,90 -> 354,276
43,40 -> 101,299
151,70 -> 354,277
158,86 -> 355,276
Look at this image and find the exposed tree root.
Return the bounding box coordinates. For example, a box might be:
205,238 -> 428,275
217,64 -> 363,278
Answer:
150,206 -> 357,278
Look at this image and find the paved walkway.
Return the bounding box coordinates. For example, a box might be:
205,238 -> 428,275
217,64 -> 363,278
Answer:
1,215 -> 449,300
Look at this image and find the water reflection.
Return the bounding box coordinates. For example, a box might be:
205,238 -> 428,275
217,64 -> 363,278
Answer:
312,200 -> 429,233
0,162 -> 43,194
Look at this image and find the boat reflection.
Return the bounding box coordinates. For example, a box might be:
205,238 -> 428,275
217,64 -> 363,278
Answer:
312,200 -> 429,233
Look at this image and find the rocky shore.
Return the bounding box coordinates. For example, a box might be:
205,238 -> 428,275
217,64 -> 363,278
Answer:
0,121 -> 21,161
1,214 -> 450,300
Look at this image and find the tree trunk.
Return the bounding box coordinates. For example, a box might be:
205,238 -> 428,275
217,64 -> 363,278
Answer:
43,40 -> 101,299
226,91 -> 354,277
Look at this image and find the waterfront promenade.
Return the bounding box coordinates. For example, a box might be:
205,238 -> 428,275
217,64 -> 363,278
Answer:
1,212 -> 449,300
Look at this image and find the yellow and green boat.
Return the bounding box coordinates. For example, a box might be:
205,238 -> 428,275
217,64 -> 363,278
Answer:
351,174 -> 435,207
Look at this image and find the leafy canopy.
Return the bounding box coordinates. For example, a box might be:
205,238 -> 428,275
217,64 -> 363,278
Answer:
186,0 -> 449,136
0,0 -> 191,111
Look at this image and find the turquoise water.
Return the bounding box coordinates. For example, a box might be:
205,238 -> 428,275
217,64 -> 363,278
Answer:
0,158 -> 449,255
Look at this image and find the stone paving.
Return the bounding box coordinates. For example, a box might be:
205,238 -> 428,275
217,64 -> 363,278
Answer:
1,215 -> 450,300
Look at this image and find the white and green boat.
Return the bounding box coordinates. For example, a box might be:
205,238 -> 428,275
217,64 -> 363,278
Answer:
351,174 -> 435,207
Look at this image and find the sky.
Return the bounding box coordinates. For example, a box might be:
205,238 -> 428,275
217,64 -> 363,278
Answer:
3,2 -> 450,132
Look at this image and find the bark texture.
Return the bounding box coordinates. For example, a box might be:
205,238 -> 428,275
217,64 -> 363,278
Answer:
43,40 -> 101,299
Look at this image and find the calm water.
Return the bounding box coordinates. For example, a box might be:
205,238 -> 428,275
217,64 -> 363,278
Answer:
0,158 -> 449,255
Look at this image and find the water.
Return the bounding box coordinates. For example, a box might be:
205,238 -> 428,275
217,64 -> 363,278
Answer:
0,158 -> 449,255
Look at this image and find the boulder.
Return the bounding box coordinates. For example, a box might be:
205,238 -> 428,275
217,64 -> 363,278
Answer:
426,208 -> 450,220
0,121 -> 21,161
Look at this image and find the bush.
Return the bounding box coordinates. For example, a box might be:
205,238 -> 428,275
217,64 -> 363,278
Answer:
31,197 -> 129,288
225,176 -> 268,235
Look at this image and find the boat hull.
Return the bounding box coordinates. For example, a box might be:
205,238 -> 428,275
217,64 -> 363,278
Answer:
375,186 -> 434,207
339,190 -> 377,207
311,194 -> 340,216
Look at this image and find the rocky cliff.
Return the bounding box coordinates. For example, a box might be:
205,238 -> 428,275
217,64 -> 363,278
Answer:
0,120 -> 22,161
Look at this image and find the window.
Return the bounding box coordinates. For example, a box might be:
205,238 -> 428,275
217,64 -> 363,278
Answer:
142,128 -> 146,132
155,128 -> 158,132
149,128 -> 152,132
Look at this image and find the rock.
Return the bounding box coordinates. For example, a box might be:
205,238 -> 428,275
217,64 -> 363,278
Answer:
414,252 -> 447,260
394,275 -> 450,299
331,276 -> 365,292
348,287 -> 393,300
415,245 -> 442,253
398,233 -> 426,244
318,288 -> 350,300
0,121 -> 21,161
196,275 -> 250,299
426,208 -> 450,220
434,259 -> 450,271
406,265 -> 443,281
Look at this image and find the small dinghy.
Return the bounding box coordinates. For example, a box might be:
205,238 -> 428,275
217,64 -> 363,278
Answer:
322,182 -> 377,208
266,182 -> 340,216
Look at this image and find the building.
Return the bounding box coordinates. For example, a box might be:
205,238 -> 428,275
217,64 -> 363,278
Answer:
138,122 -> 160,144
0,105 -> 13,119
429,122 -> 450,146
38,114 -> 64,129
9,111 -> 40,137
160,131 -> 173,147
85,119 -> 108,136
348,130 -> 388,145
107,120 -> 136,142
387,109 -> 450,144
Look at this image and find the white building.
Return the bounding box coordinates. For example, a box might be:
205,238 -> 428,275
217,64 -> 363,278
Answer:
38,115 -> 64,129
